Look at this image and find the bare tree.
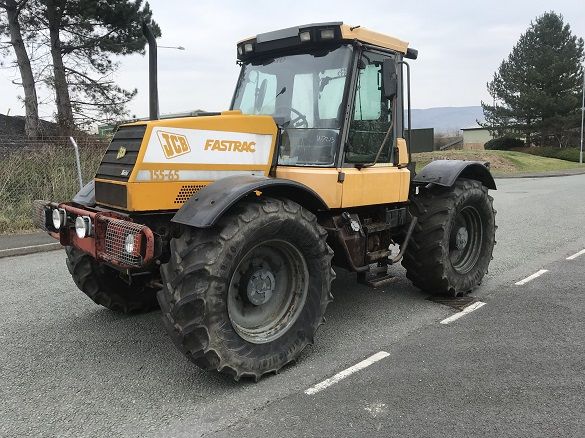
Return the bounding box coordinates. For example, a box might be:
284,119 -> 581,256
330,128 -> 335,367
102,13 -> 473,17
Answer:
0,0 -> 39,137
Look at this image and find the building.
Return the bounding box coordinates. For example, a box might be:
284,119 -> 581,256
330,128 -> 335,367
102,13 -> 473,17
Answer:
461,126 -> 494,150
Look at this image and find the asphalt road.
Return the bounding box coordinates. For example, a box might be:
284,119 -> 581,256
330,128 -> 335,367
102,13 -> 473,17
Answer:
2,174 -> 585,437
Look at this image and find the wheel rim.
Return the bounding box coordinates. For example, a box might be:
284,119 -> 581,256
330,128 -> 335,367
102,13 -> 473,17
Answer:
449,205 -> 483,274
227,239 -> 309,344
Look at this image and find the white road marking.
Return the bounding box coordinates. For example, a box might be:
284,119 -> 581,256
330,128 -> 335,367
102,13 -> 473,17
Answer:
364,402 -> 388,417
439,301 -> 486,325
515,269 -> 549,286
304,351 -> 390,395
566,249 -> 585,260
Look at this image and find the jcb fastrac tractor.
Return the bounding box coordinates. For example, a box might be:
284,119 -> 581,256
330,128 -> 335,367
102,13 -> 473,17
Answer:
35,22 -> 496,380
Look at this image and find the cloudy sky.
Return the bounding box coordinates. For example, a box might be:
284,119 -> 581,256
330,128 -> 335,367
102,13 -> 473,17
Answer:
1,0 -> 584,121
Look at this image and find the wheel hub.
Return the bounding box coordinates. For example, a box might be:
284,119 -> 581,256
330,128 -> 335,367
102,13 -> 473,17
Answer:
455,226 -> 469,250
246,269 -> 276,305
227,239 -> 309,344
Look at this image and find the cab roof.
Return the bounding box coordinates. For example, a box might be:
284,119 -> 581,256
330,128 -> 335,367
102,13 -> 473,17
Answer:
237,22 -> 417,61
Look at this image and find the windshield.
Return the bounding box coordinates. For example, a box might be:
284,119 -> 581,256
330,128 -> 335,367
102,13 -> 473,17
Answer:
231,45 -> 353,166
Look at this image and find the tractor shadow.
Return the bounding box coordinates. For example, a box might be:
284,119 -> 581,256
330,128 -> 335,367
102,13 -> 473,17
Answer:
46,264 -> 430,393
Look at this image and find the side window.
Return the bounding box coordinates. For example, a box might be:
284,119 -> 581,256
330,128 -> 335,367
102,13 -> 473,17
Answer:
346,53 -> 393,164
238,71 -> 277,115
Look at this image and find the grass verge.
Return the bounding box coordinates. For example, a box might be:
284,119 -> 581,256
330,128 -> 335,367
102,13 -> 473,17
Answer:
413,150 -> 584,175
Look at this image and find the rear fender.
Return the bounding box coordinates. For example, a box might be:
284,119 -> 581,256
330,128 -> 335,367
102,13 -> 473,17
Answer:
412,160 -> 496,189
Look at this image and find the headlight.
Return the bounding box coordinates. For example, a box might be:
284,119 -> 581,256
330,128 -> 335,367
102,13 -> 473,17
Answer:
74,216 -> 92,238
52,208 -> 66,230
244,43 -> 253,53
299,31 -> 311,42
320,29 -> 335,40
124,233 -> 136,254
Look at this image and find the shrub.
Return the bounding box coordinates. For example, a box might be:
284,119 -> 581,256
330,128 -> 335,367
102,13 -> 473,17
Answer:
484,136 -> 525,151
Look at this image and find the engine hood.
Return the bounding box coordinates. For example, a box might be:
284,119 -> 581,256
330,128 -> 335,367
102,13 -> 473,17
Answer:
94,110 -> 278,211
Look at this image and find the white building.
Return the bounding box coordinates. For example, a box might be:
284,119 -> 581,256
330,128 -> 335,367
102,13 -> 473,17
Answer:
461,126 -> 494,150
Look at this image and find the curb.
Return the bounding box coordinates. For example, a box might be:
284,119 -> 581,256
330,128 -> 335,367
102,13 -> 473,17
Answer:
494,169 -> 585,179
0,242 -> 62,259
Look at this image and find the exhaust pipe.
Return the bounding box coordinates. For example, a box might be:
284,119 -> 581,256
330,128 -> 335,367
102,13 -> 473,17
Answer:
142,22 -> 159,120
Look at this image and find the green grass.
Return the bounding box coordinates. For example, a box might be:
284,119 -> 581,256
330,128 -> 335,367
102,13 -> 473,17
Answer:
512,146 -> 582,162
413,150 -> 584,175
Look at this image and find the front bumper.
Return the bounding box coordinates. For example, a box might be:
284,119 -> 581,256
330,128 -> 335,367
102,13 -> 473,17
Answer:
33,200 -> 155,269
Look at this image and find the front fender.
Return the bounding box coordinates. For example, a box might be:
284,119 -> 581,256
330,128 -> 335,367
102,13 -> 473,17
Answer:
72,180 -> 96,206
413,160 -> 496,190
171,175 -> 328,228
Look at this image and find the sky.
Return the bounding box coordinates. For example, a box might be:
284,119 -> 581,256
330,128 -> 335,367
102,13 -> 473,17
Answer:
1,0 -> 584,122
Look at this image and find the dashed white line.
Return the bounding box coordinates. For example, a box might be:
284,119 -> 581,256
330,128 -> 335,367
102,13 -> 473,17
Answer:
304,351 -> 390,395
566,249 -> 585,260
515,269 -> 549,286
439,301 -> 486,325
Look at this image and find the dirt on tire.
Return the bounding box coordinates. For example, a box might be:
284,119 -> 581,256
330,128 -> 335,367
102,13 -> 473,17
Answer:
66,247 -> 159,313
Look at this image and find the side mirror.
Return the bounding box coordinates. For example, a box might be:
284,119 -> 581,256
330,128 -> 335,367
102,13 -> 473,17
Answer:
382,59 -> 398,99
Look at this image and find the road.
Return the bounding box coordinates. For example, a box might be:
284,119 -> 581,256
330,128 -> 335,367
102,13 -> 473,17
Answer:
2,174 -> 585,437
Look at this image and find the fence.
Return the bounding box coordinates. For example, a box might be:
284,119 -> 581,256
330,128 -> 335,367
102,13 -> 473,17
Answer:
0,136 -> 108,233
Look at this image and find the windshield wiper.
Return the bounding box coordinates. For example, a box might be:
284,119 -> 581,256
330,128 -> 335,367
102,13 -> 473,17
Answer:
319,75 -> 344,92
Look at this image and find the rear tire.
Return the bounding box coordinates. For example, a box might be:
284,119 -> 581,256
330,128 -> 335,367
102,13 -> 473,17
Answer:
66,247 -> 159,313
403,178 -> 496,296
158,197 -> 334,381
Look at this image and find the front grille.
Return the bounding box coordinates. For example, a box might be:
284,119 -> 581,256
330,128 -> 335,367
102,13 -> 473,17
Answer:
32,200 -> 50,231
95,125 -> 146,182
95,181 -> 127,208
103,218 -> 148,267
174,184 -> 206,204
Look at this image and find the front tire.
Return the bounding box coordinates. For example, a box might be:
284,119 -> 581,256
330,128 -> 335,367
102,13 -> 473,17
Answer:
403,178 -> 496,296
158,197 -> 334,380
66,247 -> 159,313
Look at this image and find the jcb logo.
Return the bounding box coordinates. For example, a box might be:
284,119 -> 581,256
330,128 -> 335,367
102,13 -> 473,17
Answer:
157,131 -> 191,159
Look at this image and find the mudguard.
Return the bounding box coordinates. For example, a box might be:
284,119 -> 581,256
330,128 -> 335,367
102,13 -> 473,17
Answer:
72,180 -> 96,206
412,160 -> 496,190
172,175 -> 328,228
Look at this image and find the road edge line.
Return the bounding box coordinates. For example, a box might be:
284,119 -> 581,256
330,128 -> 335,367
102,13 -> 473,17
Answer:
304,351 -> 390,395
440,301 -> 486,325
566,249 -> 585,260
515,269 -> 549,286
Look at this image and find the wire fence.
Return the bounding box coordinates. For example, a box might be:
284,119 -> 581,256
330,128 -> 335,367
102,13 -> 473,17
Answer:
0,136 -> 108,234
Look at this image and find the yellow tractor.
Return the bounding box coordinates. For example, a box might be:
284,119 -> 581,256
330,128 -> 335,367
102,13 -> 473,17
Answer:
35,22 -> 496,380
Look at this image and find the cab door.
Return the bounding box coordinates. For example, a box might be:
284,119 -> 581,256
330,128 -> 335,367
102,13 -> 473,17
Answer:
341,50 -> 410,208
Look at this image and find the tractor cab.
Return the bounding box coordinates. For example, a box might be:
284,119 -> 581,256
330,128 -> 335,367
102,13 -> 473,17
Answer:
231,22 -> 417,208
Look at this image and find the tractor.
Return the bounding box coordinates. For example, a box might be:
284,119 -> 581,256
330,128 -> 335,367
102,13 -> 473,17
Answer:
34,22 -> 496,380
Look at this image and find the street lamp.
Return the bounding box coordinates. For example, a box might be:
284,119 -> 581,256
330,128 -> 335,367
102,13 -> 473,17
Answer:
157,45 -> 185,50
580,66 -> 584,164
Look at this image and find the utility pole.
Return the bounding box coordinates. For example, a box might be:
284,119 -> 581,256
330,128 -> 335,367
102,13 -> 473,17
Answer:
579,68 -> 585,164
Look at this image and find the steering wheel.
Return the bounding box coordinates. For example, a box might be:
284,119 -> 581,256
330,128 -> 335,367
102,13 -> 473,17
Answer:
277,107 -> 309,129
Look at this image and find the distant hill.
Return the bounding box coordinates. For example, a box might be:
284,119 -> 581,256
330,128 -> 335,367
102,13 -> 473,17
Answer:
409,106 -> 484,133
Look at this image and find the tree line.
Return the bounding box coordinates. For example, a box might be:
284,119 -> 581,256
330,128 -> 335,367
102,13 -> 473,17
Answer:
482,12 -> 584,148
0,0 -> 160,137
